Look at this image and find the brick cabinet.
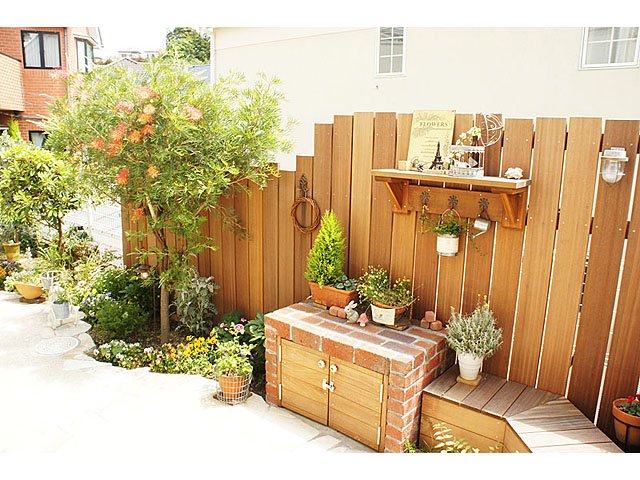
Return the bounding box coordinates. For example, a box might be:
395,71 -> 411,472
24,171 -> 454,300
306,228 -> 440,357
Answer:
265,302 -> 454,452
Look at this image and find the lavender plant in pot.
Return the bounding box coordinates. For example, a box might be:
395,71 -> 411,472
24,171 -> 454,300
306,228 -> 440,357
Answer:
447,301 -> 502,382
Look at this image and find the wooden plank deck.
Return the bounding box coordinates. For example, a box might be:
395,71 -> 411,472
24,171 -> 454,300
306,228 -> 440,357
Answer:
423,366 -> 622,453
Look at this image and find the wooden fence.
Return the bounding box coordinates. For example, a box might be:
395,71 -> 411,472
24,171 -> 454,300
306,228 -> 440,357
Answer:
123,112 -> 640,440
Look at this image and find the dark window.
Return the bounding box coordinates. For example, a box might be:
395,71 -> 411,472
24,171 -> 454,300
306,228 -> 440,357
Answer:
76,39 -> 94,73
29,131 -> 48,148
21,30 -> 61,69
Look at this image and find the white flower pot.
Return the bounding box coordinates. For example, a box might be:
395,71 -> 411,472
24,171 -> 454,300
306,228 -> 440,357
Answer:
371,303 -> 398,326
457,352 -> 483,381
437,234 -> 459,256
52,301 -> 70,320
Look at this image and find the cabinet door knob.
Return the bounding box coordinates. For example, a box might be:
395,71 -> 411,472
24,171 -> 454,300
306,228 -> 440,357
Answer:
330,364 -> 338,373
317,360 -> 326,369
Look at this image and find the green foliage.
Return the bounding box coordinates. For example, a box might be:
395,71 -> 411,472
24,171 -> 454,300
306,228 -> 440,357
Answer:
174,268 -> 219,335
0,140 -> 84,248
165,27 -> 210,64
214,341 -> 253,377
94,299 -> 147,340
429,423 -> 481,453
46,58 -> 292,292
618,397 -> 640,417
0,259 -> 21,289
403,440 -> 426,453
357,266 -> 414,308
213,311 -> 265,377
0,222 -> 40,252
305,210 -> 346,287
334,274 -> 356,291
420,210 -> 467,237
93,267 -> 156,314
7,118 -> 21,140
447,301 -> 502,359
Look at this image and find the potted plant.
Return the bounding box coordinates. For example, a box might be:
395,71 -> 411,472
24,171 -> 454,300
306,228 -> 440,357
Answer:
214,341 -> 253,403
612,394 -> 640,448
50,284 -> 71,320
447,302 -> 502,382
420,209 -> 467,257
305,210 -> 357,308
357,266 -> 414,326
1,223 -> 21,261
5,270 -> 45,300
0,258 -> 22,290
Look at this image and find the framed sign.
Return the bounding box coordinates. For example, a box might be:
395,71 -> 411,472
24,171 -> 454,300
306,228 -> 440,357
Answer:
406,110 -> 456,171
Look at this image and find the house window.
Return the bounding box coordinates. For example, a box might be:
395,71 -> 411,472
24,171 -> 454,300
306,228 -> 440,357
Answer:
377,27 -> 405,75
29,131 -> 48,148
581,27 -> 640,69
21,31 -> 61,69
76,39 -> 94,73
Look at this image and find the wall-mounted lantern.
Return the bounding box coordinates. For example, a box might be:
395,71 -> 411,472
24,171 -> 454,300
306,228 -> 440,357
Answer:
601,147 -> 628,184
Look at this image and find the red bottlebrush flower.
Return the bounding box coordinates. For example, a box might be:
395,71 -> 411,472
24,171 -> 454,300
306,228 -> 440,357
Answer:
89,138 -> 105,150
131,208 -> 145,222
115,168 -> 129,185
110,122 -> 128,141
106,141 -> 122,157
143,104 -> 156,115
136,86 -> 157,100
184,106 -> 203,122
146,165 -> 159,179
128,130 -> 142,144
140,124 -> 155,137
137,113 -> 153,125
115,101 -> 134,113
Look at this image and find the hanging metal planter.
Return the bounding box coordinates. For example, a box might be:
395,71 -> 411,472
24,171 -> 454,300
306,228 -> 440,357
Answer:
436,208 -> 463,257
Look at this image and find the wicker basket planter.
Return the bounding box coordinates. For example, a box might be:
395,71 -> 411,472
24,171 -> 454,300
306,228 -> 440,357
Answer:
216,370 -> 253,405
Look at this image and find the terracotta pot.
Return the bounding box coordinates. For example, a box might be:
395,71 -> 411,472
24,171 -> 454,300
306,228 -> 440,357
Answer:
14,283 -> 45,300
308,282 -> 357,308
371,301 -> 407,326
2,242 -> 20,261
612,399 -> 640,448
218,374 -> 249,400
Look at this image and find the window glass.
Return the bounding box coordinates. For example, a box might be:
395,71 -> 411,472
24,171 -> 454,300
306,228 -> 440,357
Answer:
378,27 -> 405,75
583,27 -> 639,67
22,31 -> 60,68
23,32 -> 41,67
43,33 -> 60,68
29,131 -> 48,148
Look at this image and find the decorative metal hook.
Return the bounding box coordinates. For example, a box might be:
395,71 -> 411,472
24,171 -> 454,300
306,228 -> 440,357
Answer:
421,191 -> 430,208
448,195 -> 459,210
299,174 -> 309,198
479,198 -> 490,217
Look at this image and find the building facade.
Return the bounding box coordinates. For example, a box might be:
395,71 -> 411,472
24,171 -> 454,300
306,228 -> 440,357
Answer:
0,27 -> 101,144
210,27 -> 640,166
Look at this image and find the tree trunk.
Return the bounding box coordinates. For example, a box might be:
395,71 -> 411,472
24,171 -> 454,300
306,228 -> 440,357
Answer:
160,283 -> 170,344
57,219 -> 64,254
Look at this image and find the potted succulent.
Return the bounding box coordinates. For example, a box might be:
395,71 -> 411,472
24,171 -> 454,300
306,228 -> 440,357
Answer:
447,302 -> 502,382
214,341 -> 253,403
420,209 -> 467,257
357,266 -> 414,326
612,394 -> 640,448
305,210 -> 357,308
5,270 -> 45,300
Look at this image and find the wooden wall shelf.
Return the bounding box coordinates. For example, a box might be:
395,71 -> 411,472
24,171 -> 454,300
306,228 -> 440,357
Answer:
371,169 -> 531,230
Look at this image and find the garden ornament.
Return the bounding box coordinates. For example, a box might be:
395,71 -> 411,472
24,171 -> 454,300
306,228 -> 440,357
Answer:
358,313 -> 369,327
344,301 -> 359,323
504,167 -> 524,180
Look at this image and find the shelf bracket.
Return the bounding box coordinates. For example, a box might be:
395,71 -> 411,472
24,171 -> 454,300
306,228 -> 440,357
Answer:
382,179 -> 410,213
496,190 -> 527,229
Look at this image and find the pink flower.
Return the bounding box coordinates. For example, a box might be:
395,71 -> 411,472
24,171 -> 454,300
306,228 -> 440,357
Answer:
136,86 -> 157,100
143,104 -> 156,115
50,67 -> 69,80
184,106 -> 203,122
235,324 -> 244,332
115,168 -> 129,186
220,323 -> 226,328
115,101 -> 134,113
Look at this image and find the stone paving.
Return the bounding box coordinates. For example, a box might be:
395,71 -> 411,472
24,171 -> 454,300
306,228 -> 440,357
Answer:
0,291 -> 371,453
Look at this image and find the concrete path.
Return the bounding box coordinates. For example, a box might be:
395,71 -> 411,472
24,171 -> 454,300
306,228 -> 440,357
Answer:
0,291 -> 371,453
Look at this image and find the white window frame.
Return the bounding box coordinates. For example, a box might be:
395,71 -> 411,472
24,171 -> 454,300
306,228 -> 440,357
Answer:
580,27 -> 640,70
375,27 -> 406,77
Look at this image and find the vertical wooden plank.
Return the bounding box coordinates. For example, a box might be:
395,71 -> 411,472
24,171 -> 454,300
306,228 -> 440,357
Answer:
483,119 -> 534,378
436,114 -> 474,320
294,156 -> 313,302
262,175 -> 279,313
461,114 -> 503,313
220,195 -> 236,313
503,118 -> 567,385
570,120 -> 640,420
535,118 -> 601,393
597,124 -> 640,436
348,112 -> 375,279
248,182 -> 264,318
278,171 -> 295,307
235,185 -> 250,315
331,115 -> 353,270
312,124 -> 333,242
146,217 -> 158,268
120,205 -> 132,267
390,113 -> 416,281
369,112 -> 397,270
197,213 -> 211,277
413,219 -> 439,318
209,208 -> 224,315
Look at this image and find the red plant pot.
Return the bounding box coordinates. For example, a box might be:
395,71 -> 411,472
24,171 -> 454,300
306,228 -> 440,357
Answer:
308,282 -> 357,308
612,398 -> 640,448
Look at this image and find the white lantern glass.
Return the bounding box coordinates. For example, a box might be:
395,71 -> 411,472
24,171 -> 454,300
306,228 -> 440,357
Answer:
601,147 -> 628,184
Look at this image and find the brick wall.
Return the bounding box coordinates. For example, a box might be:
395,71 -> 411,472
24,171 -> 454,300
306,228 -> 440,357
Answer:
265,302 -> 455,452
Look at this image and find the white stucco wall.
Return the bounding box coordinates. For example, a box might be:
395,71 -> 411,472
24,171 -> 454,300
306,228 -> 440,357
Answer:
212,27 -> 640,170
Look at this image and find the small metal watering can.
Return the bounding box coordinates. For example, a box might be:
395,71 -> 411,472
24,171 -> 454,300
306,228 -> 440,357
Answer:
470,217 -> 491,239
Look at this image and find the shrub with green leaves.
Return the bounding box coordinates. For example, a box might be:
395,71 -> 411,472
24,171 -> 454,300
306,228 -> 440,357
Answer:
447,302 -> 502,359
420,210 -> 467,237
174,269 -> 219,336
214,341 -> 253,377
305,210 -> 346,287
357,266 -> 414,308
94,300 -> 147,340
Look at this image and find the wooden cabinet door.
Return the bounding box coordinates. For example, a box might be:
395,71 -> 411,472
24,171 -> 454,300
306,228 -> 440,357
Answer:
328,357 -> 386,450
280,339 -> 329,425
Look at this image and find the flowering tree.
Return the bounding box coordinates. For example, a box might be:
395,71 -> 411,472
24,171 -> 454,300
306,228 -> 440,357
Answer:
46,60 -> 291,342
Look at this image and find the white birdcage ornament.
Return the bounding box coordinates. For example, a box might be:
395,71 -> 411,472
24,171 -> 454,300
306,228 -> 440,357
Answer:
448,114 -> 503,178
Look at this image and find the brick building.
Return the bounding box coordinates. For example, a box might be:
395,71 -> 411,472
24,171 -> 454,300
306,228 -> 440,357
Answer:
0,27 -> 101,144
